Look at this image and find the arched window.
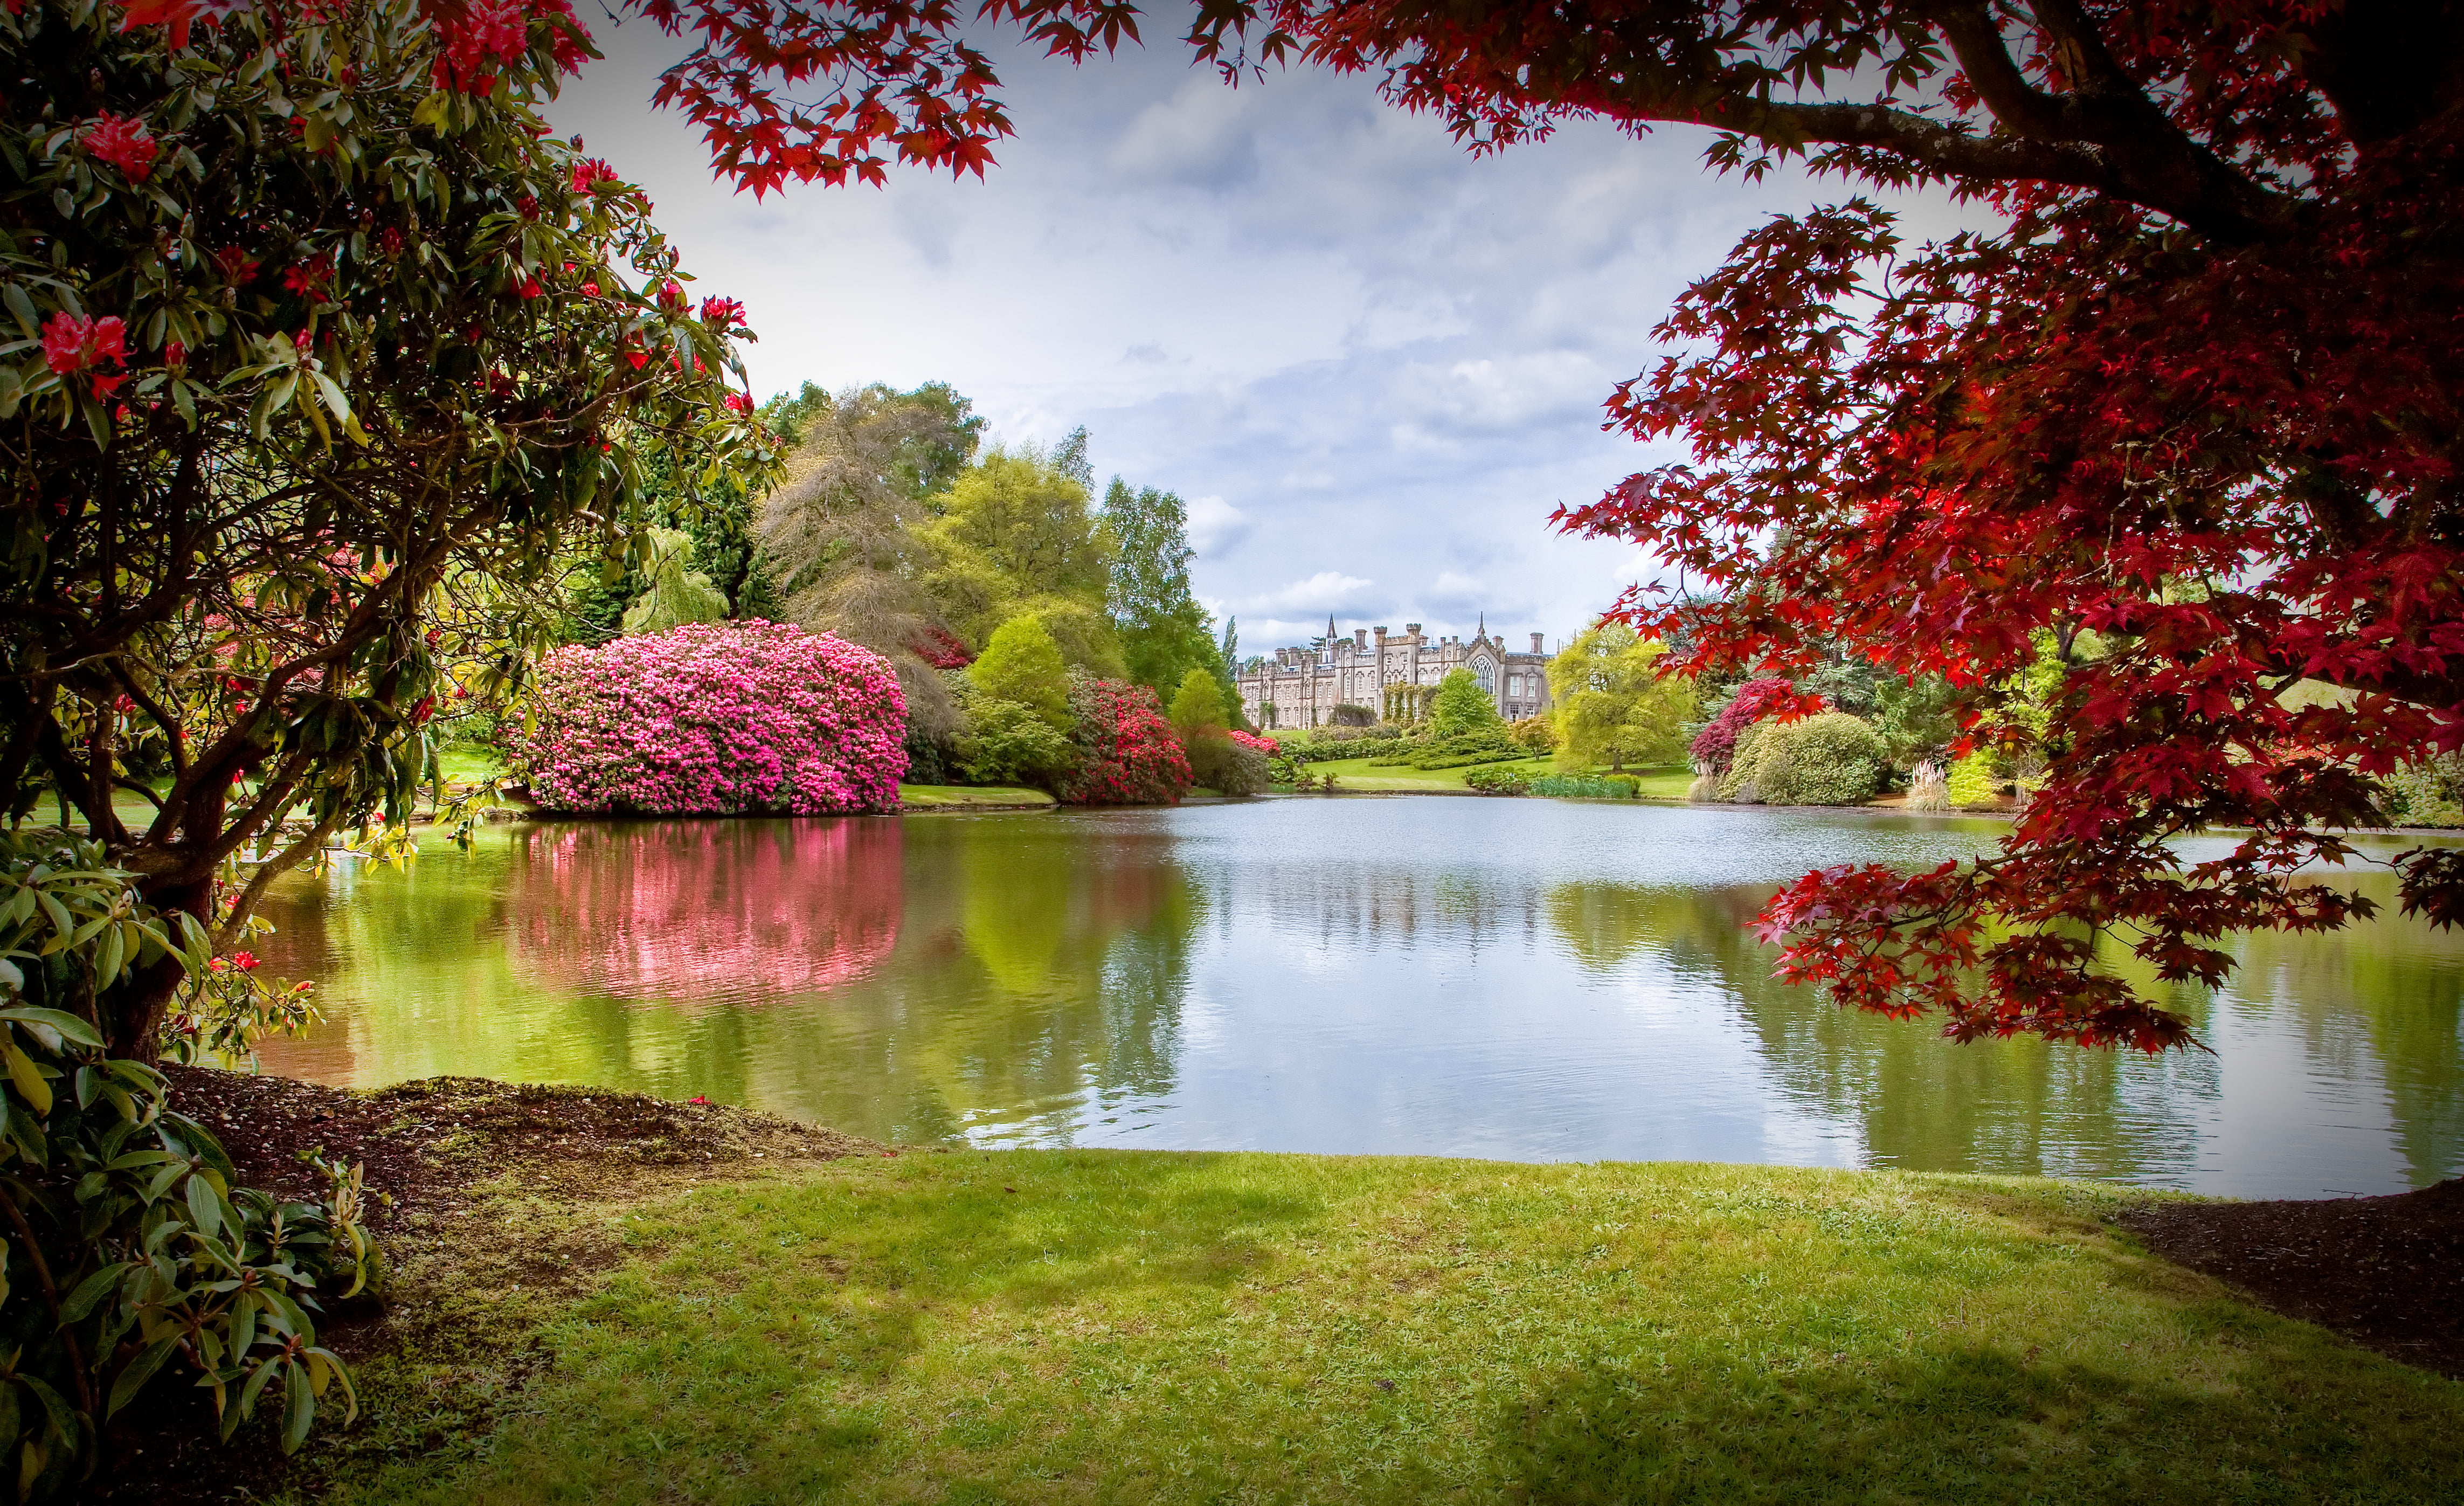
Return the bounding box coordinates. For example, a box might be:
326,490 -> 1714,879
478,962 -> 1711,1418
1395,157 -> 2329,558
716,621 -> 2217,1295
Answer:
1475,660 -> 1495,693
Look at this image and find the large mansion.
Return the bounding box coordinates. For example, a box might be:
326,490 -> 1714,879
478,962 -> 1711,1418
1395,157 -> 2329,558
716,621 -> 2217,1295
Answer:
1235,618 -> 1555,730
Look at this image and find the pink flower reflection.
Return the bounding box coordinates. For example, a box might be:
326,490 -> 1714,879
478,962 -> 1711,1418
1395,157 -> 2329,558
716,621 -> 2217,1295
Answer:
509,820 -> 902,1006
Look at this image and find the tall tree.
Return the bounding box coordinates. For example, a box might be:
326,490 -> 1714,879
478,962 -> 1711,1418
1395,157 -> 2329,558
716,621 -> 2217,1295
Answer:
1101,478 -> 1221,700
1548,625 -> 1697,773
759,382 -> 985,734
923,445 -> 1123,674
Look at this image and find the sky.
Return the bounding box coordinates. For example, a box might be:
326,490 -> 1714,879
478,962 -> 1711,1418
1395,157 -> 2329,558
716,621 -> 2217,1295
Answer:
544,10 -> 1958,654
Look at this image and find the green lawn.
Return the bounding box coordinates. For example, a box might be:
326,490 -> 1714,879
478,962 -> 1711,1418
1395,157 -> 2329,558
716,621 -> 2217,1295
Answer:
329,1153 -> 2461,1504
898,784 -> 1057,809
1296,756 -> 1697,801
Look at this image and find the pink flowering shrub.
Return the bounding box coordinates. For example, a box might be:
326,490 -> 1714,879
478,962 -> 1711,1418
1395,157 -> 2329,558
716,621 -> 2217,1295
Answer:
509,621 -> 907,814
1060,678 -> 1191,805
1227,730 -> 1276,756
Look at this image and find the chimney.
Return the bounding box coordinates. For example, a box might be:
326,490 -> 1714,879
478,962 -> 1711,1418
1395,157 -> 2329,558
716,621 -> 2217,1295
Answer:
1531,632 -> 1544,654
1406,623 -> 1422,641
1354,629 -> 1368,650
1374,625 -> 1388,649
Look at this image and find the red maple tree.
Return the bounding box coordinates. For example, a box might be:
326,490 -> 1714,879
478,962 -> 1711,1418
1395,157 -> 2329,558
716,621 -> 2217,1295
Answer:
116,1 -> 2463,1050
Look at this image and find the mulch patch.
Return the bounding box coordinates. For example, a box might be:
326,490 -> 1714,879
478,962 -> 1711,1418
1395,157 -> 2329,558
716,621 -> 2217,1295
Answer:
2120,1178 -> 2464,1380
91,1068 -> 885,1504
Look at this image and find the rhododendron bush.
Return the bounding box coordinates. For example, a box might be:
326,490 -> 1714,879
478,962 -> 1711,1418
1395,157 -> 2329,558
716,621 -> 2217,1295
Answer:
508,623 -> 906,815
1,0 -> 771,1067
1061,677 -> 1191,806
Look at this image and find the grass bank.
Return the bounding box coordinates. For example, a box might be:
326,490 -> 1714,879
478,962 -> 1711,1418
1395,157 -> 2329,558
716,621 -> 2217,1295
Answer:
1299,756 -> 1695,800
186,1090 -> 2461,1505
898,783 -> 1057,810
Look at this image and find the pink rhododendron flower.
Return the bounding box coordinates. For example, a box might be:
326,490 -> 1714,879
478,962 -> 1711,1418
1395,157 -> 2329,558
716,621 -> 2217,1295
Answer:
505,621 -> 907,816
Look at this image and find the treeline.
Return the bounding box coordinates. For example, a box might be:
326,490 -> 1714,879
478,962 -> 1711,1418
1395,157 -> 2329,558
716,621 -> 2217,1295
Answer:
559,380 -> 1242,779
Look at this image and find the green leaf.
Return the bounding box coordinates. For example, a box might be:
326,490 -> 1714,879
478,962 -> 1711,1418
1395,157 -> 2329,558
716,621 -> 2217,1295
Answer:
59,1261 -> 127,1323
0,284 -> 36,340
184,1173 -> 223,1241
107,1339 -> 179,1420
282,1360 -> 314,1452
3,1045 -> 50,1117
0,1008 -> 102,1049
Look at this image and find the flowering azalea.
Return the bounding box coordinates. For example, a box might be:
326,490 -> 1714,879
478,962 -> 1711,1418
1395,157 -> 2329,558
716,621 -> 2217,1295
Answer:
570,157 -> 619,193
80,113 -> 158,180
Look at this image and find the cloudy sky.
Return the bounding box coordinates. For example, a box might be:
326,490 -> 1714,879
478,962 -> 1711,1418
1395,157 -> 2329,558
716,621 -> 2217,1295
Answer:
546,11 -> 1954,653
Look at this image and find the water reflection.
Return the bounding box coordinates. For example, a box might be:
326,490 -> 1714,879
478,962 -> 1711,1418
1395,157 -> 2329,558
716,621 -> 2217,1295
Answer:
252,800 -> 2464,1196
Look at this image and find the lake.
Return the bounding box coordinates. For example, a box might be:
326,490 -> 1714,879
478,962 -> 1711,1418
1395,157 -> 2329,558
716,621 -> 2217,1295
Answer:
250,798 -> 2464,1198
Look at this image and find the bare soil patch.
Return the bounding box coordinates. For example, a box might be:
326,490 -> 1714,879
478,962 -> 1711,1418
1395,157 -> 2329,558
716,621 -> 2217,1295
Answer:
2121,1178 -> 2464,1379
93,1068 -> 883,1504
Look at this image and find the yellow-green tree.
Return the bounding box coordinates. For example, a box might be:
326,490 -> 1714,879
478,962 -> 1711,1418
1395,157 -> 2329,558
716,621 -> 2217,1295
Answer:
1548,625 -> 1698,772
923,445 -> 1124,674
969,618 -> 1072,732
1168,669 -> 1229,739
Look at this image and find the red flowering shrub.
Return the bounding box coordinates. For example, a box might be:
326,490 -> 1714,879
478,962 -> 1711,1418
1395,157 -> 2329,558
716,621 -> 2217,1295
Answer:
508,621 -> 907,814
79,112 -> 156,179
1688,676 -> 1798,772
1228,730 -> 1276,756
1060,677 -> 1190,806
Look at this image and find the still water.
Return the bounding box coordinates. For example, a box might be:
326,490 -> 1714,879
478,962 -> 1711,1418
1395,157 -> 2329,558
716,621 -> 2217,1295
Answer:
251,799 -> 2464,1198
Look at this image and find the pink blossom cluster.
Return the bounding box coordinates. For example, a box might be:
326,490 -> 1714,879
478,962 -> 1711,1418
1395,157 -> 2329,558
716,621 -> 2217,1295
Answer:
1061,679 -> 1191,806
1226,730 -> 1276,756
509,621 -> 908,815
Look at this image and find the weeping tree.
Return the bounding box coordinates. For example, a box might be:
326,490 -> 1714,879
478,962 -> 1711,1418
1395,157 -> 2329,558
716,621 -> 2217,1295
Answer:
0,0 -> 772,1056
760,382 -> 985,737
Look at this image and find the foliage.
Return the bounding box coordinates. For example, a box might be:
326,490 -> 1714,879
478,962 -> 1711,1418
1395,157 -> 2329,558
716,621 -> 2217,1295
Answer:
1057,678 -> 1189,806
2383,757 -> 2464,829
1185,732 -> 1270,797
759,382 -> 987,738
1687,678 -> 1801,774
0,0 -> 770,1054
969,619 -> 1073,734
1870,673 -> 1965,774
1102,480 -> 1222,703
0,831 -> 372,1497
1529,773 -> 1641,800
1327,704 -> 1378,728
1718,713 -> 1885,807
1509,716 -> 1558,753
1405,732 -> 1526,771
1428,669 -> 1502,738
1546,625 -> 1695,772
921,446 -> 1118,668
1463,764 -> 1531,796
1167,669 -> 1228,741
619,528 -> 729,636
953,696 -> 1081,791
506,623 -> 905,814
1946,754 -> 2005,812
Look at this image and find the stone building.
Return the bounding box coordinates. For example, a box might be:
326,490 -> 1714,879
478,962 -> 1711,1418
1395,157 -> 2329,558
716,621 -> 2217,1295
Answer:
1235,617 -> 1555,731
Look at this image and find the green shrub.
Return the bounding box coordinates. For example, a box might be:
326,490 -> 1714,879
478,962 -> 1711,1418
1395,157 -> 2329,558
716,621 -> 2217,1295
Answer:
1718,713 -> 1882,805
968,619 -> 1073,731
2383,756 -> 2464,827
1464,765 -> 1532,795
1946,752 -> 2004,809
1528,774 -> 1639,799
1186,734 -> 1271,797
0,832 -> 373,1498
1406,730 -> 1525,770
956,697 -> 1081,789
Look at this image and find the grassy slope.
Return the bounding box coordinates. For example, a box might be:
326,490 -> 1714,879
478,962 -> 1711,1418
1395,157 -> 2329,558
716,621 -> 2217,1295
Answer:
899,784 -> 1058,808
336,1153 -> 2462,1505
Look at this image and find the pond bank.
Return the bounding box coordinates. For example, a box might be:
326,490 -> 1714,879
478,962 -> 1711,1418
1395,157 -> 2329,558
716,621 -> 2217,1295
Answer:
102,1070 -> 2464,1504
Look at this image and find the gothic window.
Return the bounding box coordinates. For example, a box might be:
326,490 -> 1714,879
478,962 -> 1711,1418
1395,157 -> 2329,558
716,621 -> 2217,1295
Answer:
1475,660 -> 1494,693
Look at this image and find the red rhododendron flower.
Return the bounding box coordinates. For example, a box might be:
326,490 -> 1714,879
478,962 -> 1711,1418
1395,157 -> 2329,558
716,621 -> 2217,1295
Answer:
699,296 -> 744,331
570,157 -> 618,193
580,281 -> 600,296
282,251 -> 334,294
213,246 -> 260,283
80,113 -> 158,180
655,279 -> 686,311
723,391 -> 753,413
41,312 -> 126,375
518,275 -> 543,299
232,951 -> 258,971
163,340 -> 186,369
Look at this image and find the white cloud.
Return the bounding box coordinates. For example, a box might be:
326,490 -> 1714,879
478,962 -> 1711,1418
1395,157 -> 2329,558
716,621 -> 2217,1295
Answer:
1248,571 -> 1375,613
1186,494 -> 1250,556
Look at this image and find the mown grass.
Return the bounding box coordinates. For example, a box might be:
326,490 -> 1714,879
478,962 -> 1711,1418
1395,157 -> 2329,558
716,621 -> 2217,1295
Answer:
899,784 -> 1058,809
322,1153 -> 2463,1504
1299,756 -> 1697,802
